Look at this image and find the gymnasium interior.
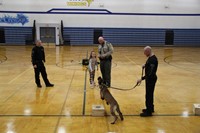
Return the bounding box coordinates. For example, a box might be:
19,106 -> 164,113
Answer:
0,0 -> 200,133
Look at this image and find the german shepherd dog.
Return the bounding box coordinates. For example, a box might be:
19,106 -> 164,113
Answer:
98,76 -> 124,124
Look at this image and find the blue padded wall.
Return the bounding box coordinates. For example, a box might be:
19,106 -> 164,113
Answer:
4,27 -> 32,45
103,28 -> 166,45
63,28 -> 93,45
174,29 -> 200,46
1,27 -> 200,46
63,28 -> 166,45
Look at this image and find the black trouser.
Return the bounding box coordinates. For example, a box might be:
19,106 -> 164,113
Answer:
34,62 -> 50,86
145,76 -> 157,112
100,59 -> 111,87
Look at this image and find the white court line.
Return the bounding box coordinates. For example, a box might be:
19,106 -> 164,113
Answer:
8,52 -> 51,84
124,55 -> 143,79
124,55 -> 160,84
8,66 -> 32,84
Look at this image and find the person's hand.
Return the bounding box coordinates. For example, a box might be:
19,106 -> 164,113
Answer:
91,70 -> 95,73
137,79 -> 142,84
33,65 -> 37,68
101,54 -> 106,58
99,55 -> 103,59
142,64 -> 145,69
98,54 -> 105,59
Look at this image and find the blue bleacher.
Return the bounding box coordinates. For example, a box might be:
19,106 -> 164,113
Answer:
1,27 -> 200,46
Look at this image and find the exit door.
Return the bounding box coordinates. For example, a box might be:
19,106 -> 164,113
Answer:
0,28 -> 5,43
40,27 -> 56,44
93,29 -> 102,44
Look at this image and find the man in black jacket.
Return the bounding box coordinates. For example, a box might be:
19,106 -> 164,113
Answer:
31,40 -> 54,88
137,46 -> 158,117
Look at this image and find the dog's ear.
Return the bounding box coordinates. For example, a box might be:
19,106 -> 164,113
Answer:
97,76 -> 102,81
98,76 -> 102,85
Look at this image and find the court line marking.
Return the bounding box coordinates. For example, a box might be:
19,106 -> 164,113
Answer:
125,55 -> 161,84
0,114 -> 196,117
82,51 -> 88,115
3,77 -> 33,103
8,67 -> 32,84
53,70 -> 75,133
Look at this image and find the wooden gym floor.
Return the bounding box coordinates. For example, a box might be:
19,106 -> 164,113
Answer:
0,45 -> 200,133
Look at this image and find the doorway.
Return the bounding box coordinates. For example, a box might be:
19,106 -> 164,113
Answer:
36,23 -> 61,45
165,30 -> 174,45
40,27 -> 56,45
0,28 -> 5,43
93,29 -> 102,44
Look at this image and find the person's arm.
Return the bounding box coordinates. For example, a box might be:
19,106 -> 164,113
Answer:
42,47 -> 45,62
31,48 -> 36,66
137,64 -> 145,84
145,57 -> 157,78
89,59 -> 93,72
147,64 -> 156,77
95,60 -> 98,71
103,42 -> 114,58
141,64 -> 155,80
98,45 -> 102,58
141,64 -> 146,80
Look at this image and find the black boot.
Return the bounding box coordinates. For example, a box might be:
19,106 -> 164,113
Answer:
140,110 -> 152,117
46,83 -> 54,87
37,84 -> 42,88
142,109 -> 154,113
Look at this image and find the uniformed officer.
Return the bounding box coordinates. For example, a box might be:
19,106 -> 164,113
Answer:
137,46 -> 158,117
31,40 -> 54,88
98,36 -> 114,87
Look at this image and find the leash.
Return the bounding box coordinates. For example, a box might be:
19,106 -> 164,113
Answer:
102,82 -> 140,91
102,67 -> 144,91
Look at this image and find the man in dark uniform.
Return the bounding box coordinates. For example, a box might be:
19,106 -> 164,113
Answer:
98,36 -> 114,87
31,40 -> 54,88
137,46 -> 158,117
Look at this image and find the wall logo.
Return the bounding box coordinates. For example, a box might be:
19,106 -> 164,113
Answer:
67,0 -> 94,7
0,13 -> 29,25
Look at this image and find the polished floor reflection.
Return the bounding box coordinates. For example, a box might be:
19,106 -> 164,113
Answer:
0,45 -> 200,133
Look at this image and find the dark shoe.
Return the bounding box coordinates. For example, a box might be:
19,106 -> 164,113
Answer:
140,112 -> 152,117
37,84 -> 42,88
46,84 -> 54,87
142,109 -> 154,113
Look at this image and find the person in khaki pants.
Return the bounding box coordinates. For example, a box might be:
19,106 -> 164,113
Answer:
98,36 -> 114,87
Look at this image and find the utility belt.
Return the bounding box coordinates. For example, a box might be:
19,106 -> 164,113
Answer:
146,75 -> 157,80
35,60 -> 44,63
99,55 -> 112,61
